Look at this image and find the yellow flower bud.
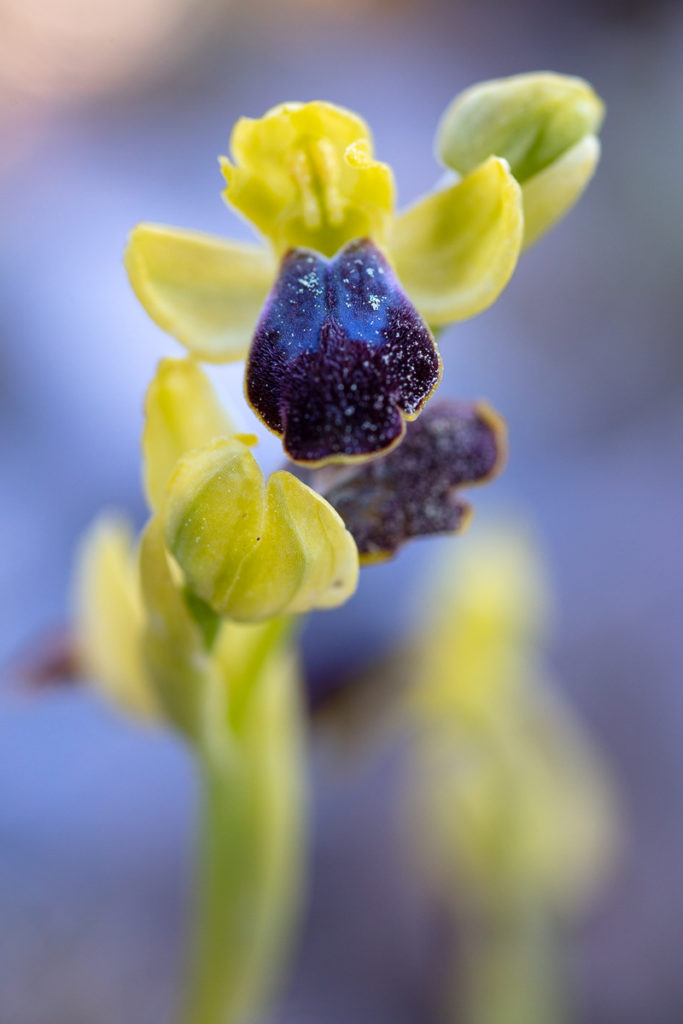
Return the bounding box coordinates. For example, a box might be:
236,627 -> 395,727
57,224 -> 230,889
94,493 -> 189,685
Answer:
410,527 -> 616,912
437,73 -> 604,246
164,438 -> 359,622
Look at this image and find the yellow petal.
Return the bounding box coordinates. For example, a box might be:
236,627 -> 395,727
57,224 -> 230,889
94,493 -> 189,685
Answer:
436,72 -> 604,184
125,224 -> 274,362
221,101 -> 395,257
142,357 -> 236,512
164,438 -> 359,622
73,514 -> 158,719
391,157 -> 523,325
521,134 -> 601,249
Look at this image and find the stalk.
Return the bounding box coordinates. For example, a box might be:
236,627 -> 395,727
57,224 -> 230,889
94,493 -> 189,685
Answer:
458,897 -> 566,1024
180,621 -> 305,1024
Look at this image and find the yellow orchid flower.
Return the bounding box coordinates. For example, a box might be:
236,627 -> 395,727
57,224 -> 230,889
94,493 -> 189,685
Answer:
437,72 -> 605,248
126,81 -> 602,466
127,102 -> 522,356
126,99 -> 524,464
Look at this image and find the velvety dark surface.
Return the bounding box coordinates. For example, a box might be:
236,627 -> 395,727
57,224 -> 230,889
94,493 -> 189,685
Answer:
246,239 -> 440,463
319,401 -> 503,560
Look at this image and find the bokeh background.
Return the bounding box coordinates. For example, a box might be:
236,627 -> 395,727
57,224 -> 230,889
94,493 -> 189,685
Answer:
1,0 -> 682,1021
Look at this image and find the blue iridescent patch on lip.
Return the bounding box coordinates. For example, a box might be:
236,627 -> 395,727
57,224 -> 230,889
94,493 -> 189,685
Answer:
246,238 -> 442,465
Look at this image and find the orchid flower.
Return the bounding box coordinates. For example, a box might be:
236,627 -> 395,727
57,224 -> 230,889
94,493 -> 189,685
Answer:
126,100 -> 522,464
68,71 -> 603,1024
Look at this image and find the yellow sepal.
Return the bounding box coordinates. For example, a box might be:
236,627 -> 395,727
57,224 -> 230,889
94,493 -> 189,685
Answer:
142,357 -> 236,512
125,224 -> 274,362
227,471 -> 359,620
164,438 -> 359,622
391,157 -> 523,325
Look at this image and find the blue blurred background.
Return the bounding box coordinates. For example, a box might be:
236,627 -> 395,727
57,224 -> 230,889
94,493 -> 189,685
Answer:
1,0 -> 682,1020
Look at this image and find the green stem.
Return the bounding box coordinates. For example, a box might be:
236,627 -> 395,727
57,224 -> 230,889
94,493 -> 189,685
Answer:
180,624 -> 305,1024
461,898 -> 565,1024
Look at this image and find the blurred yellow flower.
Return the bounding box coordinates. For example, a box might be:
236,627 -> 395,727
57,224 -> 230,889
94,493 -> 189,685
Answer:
408,525 -> 617,1024
73,513 -> 157,719
410,525 -> 616,914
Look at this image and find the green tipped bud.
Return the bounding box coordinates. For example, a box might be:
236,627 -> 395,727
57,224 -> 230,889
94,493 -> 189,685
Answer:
437,72 -> 604,183
437,72 -> 605,246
